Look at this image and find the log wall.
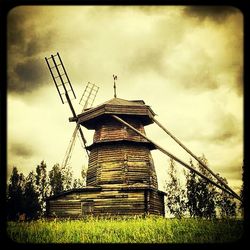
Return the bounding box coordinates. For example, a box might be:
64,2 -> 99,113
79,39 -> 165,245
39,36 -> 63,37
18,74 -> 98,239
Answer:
87,143 -> 158,188
46,187 -> 165,218
93,118 -> 148,143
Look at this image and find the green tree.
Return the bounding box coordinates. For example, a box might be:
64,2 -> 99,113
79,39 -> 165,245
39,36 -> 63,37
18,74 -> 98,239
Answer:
61,164 -> 73,191
35,161 -> 49,214
185,155 -> 216,219
239,183 -> 244,218
239,163 -> 244,218
72,178 -> 85,188
81,165 -> 87,186
185,159 -> 199,217
215,174 -> 237,218
6,167 -> 26,220
72,165 -> 87,188
49,163 -> 64,196
23,171 -> 41,219
164,158 -> 186,218
196,155 -> 216,219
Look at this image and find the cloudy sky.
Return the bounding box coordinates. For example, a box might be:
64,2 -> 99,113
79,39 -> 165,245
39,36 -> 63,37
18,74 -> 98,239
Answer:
7,6 -> 243,195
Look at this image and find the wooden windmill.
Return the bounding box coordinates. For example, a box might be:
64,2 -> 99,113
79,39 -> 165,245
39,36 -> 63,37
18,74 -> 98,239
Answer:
45,53 -> 241,218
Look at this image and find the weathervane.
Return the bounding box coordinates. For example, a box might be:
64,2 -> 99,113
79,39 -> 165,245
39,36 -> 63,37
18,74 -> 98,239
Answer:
113,74 -> 117,98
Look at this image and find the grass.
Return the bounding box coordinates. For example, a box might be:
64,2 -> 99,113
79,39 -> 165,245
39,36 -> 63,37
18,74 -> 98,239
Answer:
7,216 -> 244,243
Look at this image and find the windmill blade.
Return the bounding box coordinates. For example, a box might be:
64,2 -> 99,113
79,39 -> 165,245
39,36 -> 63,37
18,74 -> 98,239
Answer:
79,82 -> 99,109
45,52 -> 88,155
61,82 -> 99,169
45,52 -> 76,105
61,124 -> 79,168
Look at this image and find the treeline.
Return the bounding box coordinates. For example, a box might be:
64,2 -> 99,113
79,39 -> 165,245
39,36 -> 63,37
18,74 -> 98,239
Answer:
6,156 -> 243,221
164,155 -> 244,219
6,161 -> 86,221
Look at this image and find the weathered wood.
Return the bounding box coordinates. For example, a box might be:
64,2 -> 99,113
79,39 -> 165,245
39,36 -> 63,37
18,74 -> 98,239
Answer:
86,143 -> 158,187
47,187 -> 165,218
47,97 -> 166,218
75,98 -> 156,129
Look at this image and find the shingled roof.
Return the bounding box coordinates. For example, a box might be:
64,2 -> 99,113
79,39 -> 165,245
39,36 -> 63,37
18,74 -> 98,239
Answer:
70,97 -> 156,129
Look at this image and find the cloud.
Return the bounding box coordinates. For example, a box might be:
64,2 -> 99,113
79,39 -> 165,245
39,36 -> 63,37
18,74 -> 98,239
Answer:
233,66 -> 243,96
183,6 -> 240,23
10,142 -> 35,158
216,157 -> 243,181
125,11 -> 190,77
25,30 -> 55,57
8,7 -> 55,55
165,46 -> 219,92
7,7 -> 58,95
7,7 -> 27,47
185,111 -> 242,145
15,58 -> 45,83
8,57 -> 48,94
210,112 -> 241,143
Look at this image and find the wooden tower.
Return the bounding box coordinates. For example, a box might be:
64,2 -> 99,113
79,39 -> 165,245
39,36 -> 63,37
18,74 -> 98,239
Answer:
80,98 -> 158,188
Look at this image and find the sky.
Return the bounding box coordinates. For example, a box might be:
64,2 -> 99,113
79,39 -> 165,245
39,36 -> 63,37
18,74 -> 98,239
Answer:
7,6 -> 243,195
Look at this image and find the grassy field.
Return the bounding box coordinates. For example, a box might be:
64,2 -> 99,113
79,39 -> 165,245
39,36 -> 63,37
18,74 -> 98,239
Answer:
7,216 -> 244,243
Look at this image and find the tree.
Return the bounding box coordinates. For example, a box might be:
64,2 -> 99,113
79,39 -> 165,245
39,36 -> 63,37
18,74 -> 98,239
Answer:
61,164 -> 73,191
6,167 -> 26,220
23,171 -> 41,219
239,183 -> 244,218
49,164 -> 64,196
185,155 -> 216,219
215,174 -> 237,218
185,159 -> 200,217
239,163 -> 244,218
35,161 -> 49,214
164,158 -> 186,218
72,178 -> 85,188
81,165 -> 87,187
196,156 -> 216,219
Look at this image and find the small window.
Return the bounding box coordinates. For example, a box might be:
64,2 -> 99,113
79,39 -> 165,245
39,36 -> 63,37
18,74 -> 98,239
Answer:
81,201 -> 94,215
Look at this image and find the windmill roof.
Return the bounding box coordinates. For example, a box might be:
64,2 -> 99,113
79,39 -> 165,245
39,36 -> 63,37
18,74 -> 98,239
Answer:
103,97 -> 146,106
83,98 -> 146,111
70,97 -> 156,129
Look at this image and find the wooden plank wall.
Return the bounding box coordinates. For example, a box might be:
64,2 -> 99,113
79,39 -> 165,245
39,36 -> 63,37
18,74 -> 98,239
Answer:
148,190 -> 165,216
93,119 -> 148,143
47,189 -> 148,218
86,144 -> 158,188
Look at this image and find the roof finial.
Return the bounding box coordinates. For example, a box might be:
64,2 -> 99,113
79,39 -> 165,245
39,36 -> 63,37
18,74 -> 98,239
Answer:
113,74 -> 117,98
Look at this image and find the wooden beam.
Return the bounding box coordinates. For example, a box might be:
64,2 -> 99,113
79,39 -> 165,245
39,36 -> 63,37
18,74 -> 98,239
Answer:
152,117 -> 242,202
112,115 -> 242,202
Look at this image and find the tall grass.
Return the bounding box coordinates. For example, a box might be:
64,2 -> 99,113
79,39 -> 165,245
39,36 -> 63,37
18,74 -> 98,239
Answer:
7,216 -> 244,243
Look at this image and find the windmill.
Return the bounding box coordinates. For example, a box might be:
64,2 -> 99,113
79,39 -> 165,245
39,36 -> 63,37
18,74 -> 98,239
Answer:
45,53 -> 99,173
45,53 -> 241,219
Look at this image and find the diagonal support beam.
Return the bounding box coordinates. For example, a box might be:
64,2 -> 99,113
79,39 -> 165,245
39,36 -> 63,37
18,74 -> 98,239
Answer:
112,115 -> 242,202
152,117 -> 241,203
